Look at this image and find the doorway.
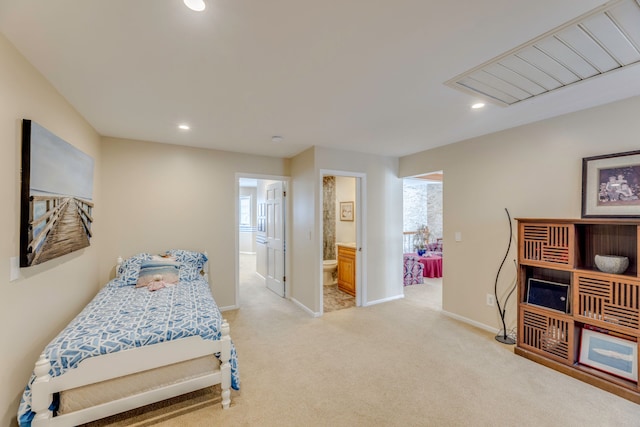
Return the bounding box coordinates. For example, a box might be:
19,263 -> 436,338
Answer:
237,175 -> 288,308
319,170 -> 365,314
402,172 -> 443,311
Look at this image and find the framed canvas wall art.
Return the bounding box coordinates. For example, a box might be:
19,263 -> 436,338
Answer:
20,120 -> 95,267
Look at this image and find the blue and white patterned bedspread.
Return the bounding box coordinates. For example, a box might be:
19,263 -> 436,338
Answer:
18,277 -> 239,426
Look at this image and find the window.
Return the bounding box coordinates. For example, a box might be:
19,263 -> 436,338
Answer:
240,195 -> 251,226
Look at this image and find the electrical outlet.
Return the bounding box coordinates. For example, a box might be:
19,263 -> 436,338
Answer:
486,294 -> 495,307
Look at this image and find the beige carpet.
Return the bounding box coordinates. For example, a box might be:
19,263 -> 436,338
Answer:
84,260 -> 640,426
406,276 -> 442,311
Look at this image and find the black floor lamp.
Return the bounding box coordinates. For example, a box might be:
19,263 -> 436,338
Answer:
495,208 -> 517,345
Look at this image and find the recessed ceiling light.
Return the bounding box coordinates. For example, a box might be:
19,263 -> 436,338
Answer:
183,0 -> 206,12
471,102 -> 486,109
178,124 -> 190,130
271,135 -> 284,143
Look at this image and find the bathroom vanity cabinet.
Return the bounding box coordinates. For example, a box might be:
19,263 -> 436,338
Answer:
337,244 -> 356,296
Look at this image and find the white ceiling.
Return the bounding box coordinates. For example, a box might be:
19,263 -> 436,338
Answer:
1,0 -> 640,159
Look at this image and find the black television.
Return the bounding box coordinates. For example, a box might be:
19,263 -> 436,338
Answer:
526,278 -> 569,313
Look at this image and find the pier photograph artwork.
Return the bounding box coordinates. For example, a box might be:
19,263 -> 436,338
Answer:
20,120 -> 95,267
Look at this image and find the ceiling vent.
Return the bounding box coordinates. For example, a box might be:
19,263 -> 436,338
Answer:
445,0 -> 640,106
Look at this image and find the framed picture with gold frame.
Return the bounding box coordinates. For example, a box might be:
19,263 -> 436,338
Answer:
340,201 -> 354,221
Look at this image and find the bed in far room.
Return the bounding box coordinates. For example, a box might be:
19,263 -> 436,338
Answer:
17,250 -> 239,427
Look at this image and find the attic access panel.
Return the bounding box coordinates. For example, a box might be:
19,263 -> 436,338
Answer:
446,0 -> 640,106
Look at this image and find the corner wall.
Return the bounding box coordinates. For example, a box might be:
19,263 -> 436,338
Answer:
399,95 -> 640,332
0,33 -> 102,426
290,147 -> 403,314
289,148 -> 318,311
99,137 -> 289,309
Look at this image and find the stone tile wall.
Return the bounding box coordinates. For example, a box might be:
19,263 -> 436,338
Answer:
323,176 -> 336,260
403,178 -> 442,240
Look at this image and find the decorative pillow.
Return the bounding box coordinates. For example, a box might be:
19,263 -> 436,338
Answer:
106,277 -> 129,288
166,249 -> 208,281
135,260 -> 180,288
117,253 -> 153,285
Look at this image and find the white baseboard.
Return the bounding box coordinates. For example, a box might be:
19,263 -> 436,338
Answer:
291,297 -> 321,317
364,293 -> 404,307
441,310 -> 499,334
219,305 -> 240,312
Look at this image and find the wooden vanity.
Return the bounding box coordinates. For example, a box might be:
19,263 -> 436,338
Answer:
337,244 -> 356,296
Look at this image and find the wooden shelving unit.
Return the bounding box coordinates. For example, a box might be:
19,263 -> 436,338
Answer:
516,218 -> 640,403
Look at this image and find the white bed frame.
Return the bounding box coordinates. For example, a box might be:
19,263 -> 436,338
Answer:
29,255 -> 232,426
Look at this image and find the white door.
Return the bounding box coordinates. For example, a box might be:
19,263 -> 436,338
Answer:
266,181 -> 285,297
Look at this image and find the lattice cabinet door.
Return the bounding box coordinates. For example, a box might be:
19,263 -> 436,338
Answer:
518,306 -> 574,365
519,223 -> 574,267
574,272 -> 640,335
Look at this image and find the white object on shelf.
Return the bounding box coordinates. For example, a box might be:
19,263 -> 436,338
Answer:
594,254 -> 629,274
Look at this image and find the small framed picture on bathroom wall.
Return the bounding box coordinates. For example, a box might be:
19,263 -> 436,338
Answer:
340,201 -> 354,221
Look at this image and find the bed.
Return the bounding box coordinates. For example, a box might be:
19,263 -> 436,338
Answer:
17,250 -> 239,427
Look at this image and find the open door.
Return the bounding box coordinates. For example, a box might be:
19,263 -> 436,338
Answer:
320,171 -> 365,314
266,181 -> 285,297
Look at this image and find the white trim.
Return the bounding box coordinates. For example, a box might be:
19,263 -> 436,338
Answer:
356,175 -> 367,306
291,297 -> 321,317
319,170 -> 367,315
364,293 -> 404,306
219,305 -> 240,312
235,173 -> 291,308
29,331 -> 232,426
401,171 -> 444,311
441,310 -> 500,334
234,177 -> 240,309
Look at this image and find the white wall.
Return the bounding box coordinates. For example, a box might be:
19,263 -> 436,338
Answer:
335,176 -> 356,244
399,95 -> 640,333
0,33 -> 102,427
290,148 -> 318,310
239,186 -> 257,253
316,147 -> 403,306
99,137 -> 289,309
290,147 -> 403,313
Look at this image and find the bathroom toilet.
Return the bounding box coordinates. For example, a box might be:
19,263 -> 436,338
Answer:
323,260 -> 337,286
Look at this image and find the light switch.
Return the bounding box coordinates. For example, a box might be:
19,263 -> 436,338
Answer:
455,232 -> 462,242
10,257 -> 20,281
